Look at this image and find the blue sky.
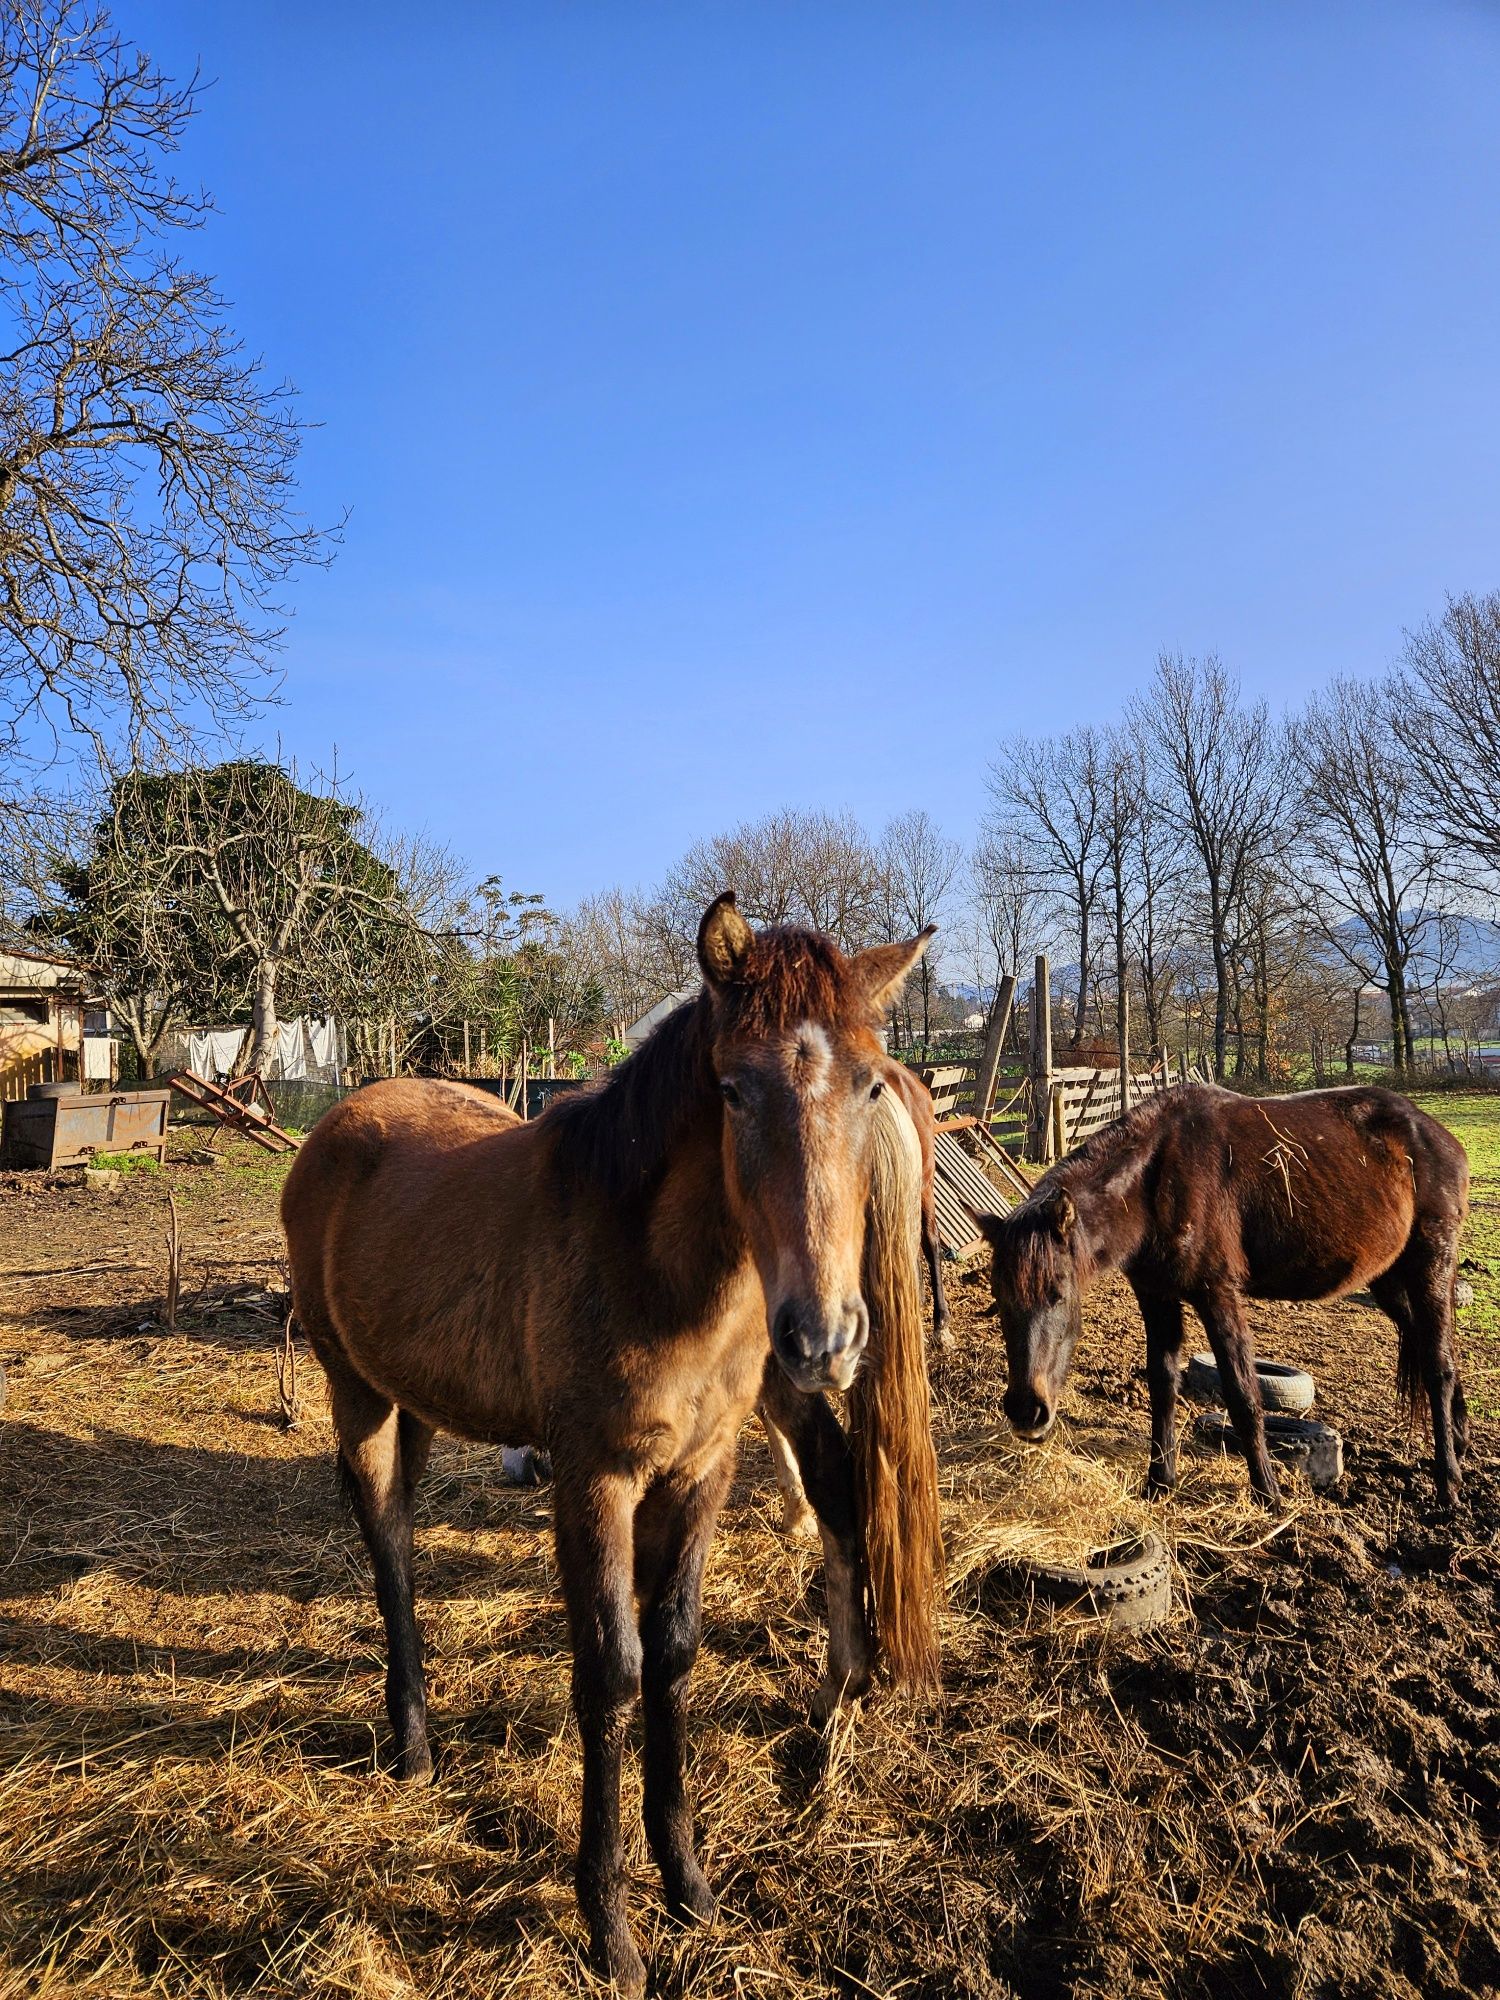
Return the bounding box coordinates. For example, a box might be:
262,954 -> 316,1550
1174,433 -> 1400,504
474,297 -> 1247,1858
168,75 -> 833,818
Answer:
130,1 -> 1500,907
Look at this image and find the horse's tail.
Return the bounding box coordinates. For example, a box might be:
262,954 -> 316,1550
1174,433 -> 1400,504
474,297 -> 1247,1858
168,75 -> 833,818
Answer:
848,1087 -> 943,1690
1396,1308 -> 1428,1428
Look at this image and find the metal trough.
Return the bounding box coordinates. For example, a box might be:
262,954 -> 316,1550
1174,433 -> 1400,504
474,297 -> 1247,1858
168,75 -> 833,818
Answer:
1,1083 -> 171,1170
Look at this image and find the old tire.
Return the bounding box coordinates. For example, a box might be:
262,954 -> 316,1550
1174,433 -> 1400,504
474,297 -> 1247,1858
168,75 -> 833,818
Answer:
1183,1352 -> 1315,1414
1195,1411 -> 1343,1490
1007,1533 -> 1172,1632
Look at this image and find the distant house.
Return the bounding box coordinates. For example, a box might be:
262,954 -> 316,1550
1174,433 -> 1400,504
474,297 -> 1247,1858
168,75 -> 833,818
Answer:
0,948 -> 88,1100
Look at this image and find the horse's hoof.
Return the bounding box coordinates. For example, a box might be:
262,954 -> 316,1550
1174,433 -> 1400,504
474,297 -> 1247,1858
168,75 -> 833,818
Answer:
812,1668 -> 870,1725
665,1863 -> 718,1928
593,1926 -> 646,1999
780,1501 -> 819,1542
397,1743 -> 434,1784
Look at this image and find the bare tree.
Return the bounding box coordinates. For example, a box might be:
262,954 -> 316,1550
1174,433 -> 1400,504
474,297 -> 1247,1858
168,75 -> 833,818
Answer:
55,759 -> 446,1074
1097,728 -> 1142,1077
987,728 -> 1110,1048
878,808 -> 960,1048
565,886 -> 685,1039
964,830 -> 1044,1031
1393,590 -> 1500,885
45,774 -> 204,1072
1124,737 -> 1193,1061
662,808 -> 883,955
1135,654 -> 1290,1080
0,1 -> 332,759
1296,677 -> 1443,1073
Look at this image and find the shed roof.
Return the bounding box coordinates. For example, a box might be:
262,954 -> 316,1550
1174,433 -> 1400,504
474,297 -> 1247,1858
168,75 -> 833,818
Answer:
0,947 -> 89,993
624,984 -> 700,1050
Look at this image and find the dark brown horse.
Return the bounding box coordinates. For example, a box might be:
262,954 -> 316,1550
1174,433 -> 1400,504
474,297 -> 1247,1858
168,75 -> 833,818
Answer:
976,1083 -> 1470,1510
281,897 -> 943,1995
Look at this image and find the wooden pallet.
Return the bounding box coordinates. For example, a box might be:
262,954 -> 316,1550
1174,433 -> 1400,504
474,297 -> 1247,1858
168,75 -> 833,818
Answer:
969,1126 -> 1035,1203
168,1070 -> 300,1153
931,1130 -> 1013,1263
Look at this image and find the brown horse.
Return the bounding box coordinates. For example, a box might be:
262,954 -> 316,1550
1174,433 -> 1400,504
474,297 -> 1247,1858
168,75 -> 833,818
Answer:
763,1058 -> 948,1537
976,1083 -> 1470,1510
281,896 -> 943,1994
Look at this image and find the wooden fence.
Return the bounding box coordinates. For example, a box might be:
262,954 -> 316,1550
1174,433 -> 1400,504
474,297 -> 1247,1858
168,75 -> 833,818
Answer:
903,947 -> 1218,1170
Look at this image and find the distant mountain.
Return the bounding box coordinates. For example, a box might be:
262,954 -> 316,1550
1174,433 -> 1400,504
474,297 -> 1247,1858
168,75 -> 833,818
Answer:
1326,913 -> 1500,983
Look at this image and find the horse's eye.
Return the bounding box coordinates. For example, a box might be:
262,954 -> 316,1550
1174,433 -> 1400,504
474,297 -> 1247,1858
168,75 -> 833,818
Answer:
719,1079 -> 741,1108
869,1080 -> 884,1101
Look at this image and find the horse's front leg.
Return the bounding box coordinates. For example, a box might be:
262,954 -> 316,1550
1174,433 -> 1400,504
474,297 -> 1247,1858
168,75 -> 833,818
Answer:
759,1359 -> 873,1721
758,1401 -> 819,1539
1196,1286 -> 1282,1510
635,1453 -> 735,1925
1136,1289 -> 1186,1498
554,1468 -> 646,1997
924,1202 -> 952,1348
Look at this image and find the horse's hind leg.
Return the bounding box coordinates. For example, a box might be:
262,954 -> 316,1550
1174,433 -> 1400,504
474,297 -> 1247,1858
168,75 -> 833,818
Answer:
1379,1227 -> 1465,1508
759,1361 -> 873,1721
634,1453 -> 734,1928
1136,1289 -> 1187,1498
327,1359 -> 434,1779
1196,1286 -> 1281,1511
758,1402 -> 818,1539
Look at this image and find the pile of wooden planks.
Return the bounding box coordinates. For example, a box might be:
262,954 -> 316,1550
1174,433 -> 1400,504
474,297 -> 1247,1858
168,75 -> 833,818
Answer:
914,1062 -> 1035,1264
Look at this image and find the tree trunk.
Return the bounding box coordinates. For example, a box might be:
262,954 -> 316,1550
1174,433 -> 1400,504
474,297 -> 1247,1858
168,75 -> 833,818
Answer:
246,960 -> 280,1074
1344,988 -> 1362,1077
1211,936 -> 1229,1081
1073,894 -> 1090,1050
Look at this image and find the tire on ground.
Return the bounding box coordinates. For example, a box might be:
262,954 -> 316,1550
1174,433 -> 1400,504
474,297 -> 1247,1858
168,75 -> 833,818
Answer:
1183,1351 -> 1315,1414
997,1532 -> 1172,1633
1194,1410 -> 1343,1489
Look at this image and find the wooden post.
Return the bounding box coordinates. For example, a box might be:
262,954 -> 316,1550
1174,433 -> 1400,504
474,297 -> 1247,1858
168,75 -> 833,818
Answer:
1027,954 -> 1053,1162
974,972 -> 1017,1126
1050,1083 -> 1067,1162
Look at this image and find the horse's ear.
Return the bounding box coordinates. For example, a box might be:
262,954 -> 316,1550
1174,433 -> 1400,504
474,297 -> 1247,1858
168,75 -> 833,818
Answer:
974,1210 -> 1008,1246
1044,1187 -> 1077,1241
697,892 -> 755,988
853,925 -> 937,1013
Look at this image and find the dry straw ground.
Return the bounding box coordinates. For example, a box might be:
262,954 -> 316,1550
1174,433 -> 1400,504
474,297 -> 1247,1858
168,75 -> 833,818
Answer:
1,1124 -> 1497,1999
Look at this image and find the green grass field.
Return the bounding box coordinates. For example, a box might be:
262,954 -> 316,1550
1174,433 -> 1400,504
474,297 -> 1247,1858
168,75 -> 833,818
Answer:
1415,1091 -> 1500,1414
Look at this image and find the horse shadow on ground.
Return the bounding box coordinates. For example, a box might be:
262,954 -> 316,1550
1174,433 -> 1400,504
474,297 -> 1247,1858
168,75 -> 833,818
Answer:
0,1413 -> 839,1812
15,1285 -> 292,1357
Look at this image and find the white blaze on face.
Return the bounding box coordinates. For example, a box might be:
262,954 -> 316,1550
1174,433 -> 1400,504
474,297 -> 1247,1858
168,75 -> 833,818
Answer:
771,1020 -> 850,1311
792,1020 -> 834,1098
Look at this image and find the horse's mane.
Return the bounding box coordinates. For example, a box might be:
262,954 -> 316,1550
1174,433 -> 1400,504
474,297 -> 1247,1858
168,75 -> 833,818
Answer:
996,1088 -> 1178,1306
545,990 -> 715,1205
544,927 -> 868,1206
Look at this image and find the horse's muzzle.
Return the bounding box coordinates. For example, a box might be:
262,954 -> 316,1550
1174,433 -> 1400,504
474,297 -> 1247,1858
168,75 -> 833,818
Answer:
1004,1383 -> 1055,1441
771,1296 -> 868,1394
